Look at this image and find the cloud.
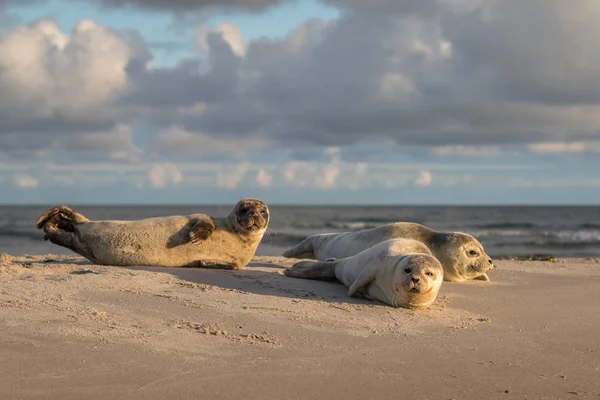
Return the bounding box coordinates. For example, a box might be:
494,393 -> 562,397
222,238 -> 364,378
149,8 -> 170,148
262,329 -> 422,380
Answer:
147,163 -> 183,188
440,0 -> 600,105
1,0 -> 600,199
11,173 -> 39,189
430,145 -> 503,158
215,163 -> 250,189
415,170 -> 432,186
137,0 -> 600,152
527,142 -> 600,155
256,168 -> 272,187
0,19 -> 137,135
147,125 -> 269,158
84,0 -> 289,12
60,124 -> 142,161
197,23 -> 245,57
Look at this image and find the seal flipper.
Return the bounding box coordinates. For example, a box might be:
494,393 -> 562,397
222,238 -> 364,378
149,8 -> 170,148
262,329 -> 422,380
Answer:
36,205 -> 89,230
282,237 -> 316,259
185,259 -> 238,270
347,263 -> 379,298
189,216 -> 215,244
284,260 -> 337,280
35,206 -> 92,258
474,273 -> 490,281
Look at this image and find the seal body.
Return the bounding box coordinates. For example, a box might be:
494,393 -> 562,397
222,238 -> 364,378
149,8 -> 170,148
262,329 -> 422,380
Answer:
36,198 -> 270,269
284,238 -> 443,309
282,222 -> 494,282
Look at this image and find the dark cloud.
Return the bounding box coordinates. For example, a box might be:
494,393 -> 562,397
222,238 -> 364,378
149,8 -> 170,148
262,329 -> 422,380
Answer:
83,0 -> 288,12
159,0 -> 600,149
121,30 -> 242,107
439,0 -> 600,105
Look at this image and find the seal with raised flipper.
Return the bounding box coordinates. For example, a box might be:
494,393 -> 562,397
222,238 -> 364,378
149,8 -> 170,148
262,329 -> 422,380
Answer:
282,222 -> 494,282
36,198 -> 269,269
284,238 -> 443,309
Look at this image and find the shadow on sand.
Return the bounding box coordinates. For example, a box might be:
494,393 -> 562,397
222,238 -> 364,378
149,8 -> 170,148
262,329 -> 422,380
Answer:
131,260 -> 379,307
26,255 -> 381,307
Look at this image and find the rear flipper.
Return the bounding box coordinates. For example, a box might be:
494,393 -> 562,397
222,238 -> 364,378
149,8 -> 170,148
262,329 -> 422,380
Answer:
284,260 -> 337,280
35,206 -> 90,254
36,205 -> 89,231
281,237 -> 316,259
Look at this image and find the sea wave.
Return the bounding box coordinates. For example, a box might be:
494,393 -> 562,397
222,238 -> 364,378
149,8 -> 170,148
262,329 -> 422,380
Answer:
472,229 -> 600,241
474,223 -> 539,229
0,227 -> 41,241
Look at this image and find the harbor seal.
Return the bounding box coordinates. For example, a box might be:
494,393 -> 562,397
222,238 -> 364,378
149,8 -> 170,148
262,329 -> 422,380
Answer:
284,238 -> 443,309
36,198 -> 270,269
282,222 -> 494,282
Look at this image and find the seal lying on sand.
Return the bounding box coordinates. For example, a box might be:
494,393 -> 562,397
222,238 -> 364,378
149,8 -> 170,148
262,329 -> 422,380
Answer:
285,238 -> 443,309
282,222 -> 493,282
36,198 -> 269,269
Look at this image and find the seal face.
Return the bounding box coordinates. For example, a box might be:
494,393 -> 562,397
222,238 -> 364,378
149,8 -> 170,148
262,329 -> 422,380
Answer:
390,254 -> 443,309
431,232 -> 493,282
282,222 -> 494,282
230,198 -> 270,234
36,198 -> 269,269
285,238 -> 444,309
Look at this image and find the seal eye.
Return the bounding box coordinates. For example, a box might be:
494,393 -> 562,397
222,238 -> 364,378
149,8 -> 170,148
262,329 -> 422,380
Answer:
468,250 -> 479,257
404,268 -> 412,273
425,272 -> 433,276
239,206 -> 249,213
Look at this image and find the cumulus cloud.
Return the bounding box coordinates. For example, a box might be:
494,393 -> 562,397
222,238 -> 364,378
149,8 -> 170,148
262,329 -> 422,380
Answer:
197,23 -> 245,57
11,173 -> 39,189
147,163 -> 183,188
215,163 -> 250,189
415,170 -> 432,186
133,0 -> 599,152
0,19 -> 137,135
256,168 -> 272,187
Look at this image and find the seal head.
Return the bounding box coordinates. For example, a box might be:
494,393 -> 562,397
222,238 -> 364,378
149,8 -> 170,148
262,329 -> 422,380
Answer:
390,254 -> 444,308
432,232 -> 494,282
230,198 -> 270,235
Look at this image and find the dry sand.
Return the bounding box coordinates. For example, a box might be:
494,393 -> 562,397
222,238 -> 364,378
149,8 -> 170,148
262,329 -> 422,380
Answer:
1,253 -> 599,400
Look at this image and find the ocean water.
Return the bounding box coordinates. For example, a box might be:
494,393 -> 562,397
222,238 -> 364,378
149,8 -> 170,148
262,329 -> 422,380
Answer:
1,205 -> 600,259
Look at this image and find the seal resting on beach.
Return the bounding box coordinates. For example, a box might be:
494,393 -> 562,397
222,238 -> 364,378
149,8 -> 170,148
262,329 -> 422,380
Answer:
282,222 -> 494,282
36,198 -> 269,269
284,238 -> 443,309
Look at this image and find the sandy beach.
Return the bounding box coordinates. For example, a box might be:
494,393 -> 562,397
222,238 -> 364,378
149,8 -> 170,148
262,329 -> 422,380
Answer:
1,253 -> 599,399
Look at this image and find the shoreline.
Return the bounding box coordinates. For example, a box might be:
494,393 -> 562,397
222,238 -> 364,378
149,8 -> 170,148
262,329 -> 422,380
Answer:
1,253 -> 599,399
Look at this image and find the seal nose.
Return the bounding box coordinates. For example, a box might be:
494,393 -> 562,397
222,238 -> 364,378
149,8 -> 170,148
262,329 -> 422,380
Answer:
411,276 -> 420,284
488,258 -> 493,265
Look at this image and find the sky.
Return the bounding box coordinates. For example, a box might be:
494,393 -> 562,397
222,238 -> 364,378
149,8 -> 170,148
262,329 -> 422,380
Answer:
0,0 -> 599,205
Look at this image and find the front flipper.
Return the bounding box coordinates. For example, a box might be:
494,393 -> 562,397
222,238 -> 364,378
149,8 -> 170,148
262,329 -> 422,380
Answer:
474,273 -> 490,281
347,263 -> 378,298
185,259 -> 238,270
189,216 -> 215,244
